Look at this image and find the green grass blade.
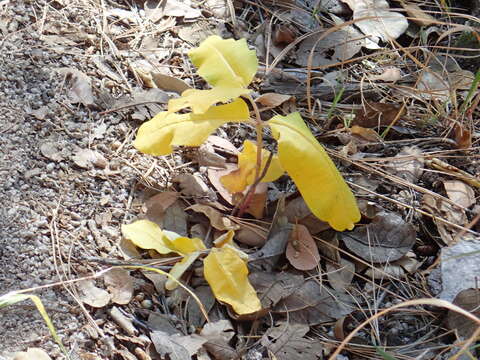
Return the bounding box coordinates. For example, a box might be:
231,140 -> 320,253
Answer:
0,292 -> 68,357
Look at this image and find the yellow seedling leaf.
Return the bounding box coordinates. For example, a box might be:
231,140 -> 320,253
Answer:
204,247 -> 261,315
220,140 -> 284,193
189,35 -> 258,88
121,220 -> 176,254
134,98 -> 250,156
170,236 -> 206,255
169,87 -> 251,114
213,229 -> 235,247
165,251 -> 202,290
268,113 -> 360,231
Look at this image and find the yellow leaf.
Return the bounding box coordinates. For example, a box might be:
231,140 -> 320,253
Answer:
268,113 -> 360,231
121,220 -> 175,254
220,140 -> 284,193
189,35 -> 258,88
204,247 -> 261,315
170,236 -> 206,255
134,98 -> 250,155
165,252 -> 201,290
169,87 -> 251,114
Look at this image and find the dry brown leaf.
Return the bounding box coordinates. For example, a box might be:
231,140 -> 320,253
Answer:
326,258 -> 355,292
401,2 -> 436,26
151,73 -> 191,94
452,122 -> 472,149
245,182 -> 268,219
235,223 -> 268,247
353,102 -> 405,128
57,68 -> 94,105
340,211 -> 416,263
72,149 -> 107,169
173,173 -> 216,201
447,288 -> 480,339
286,224 -> 321,271
388,146 -> 424,184
256,93 -> 293,108
200,320 -> 237,359
350,125 -> 382,142
261,322 -> 323,360
40,142 -> 64,162
444,180 -> 475,208
197,142 -> 227,168
77,279 -> 111,308
296,27 -> 364,66
273,279 -> 354,324
150,331 -> 190,360
163,200 -> 188,236
104,268 -> 134,305
145,191 -> 180,226
340,0 -> 408,47
284,197 -> 330,234
187,204 -> 239,231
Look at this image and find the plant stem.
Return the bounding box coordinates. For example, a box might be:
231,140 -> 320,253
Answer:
233,94 -> 265,217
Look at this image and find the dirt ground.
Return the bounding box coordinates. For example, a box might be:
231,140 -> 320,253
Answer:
0,0 -> 145,356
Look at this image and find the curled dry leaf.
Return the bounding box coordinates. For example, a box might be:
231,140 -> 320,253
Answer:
256,92 -> 293,108
340,211 -> 416,263
187,204 -> 239,231
447,288 -> 480,339
104,268 -> 134,305
443,180 -> 475,208
353,102 -> 405,128
286,224 -> 321,271
72,149 -> 107,169
77,279 -> 111,308
389,146 -> 424,184
235,223 -> 268,247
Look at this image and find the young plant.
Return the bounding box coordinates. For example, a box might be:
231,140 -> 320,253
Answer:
134,35 -> 360,231
126,35 -> 361,315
